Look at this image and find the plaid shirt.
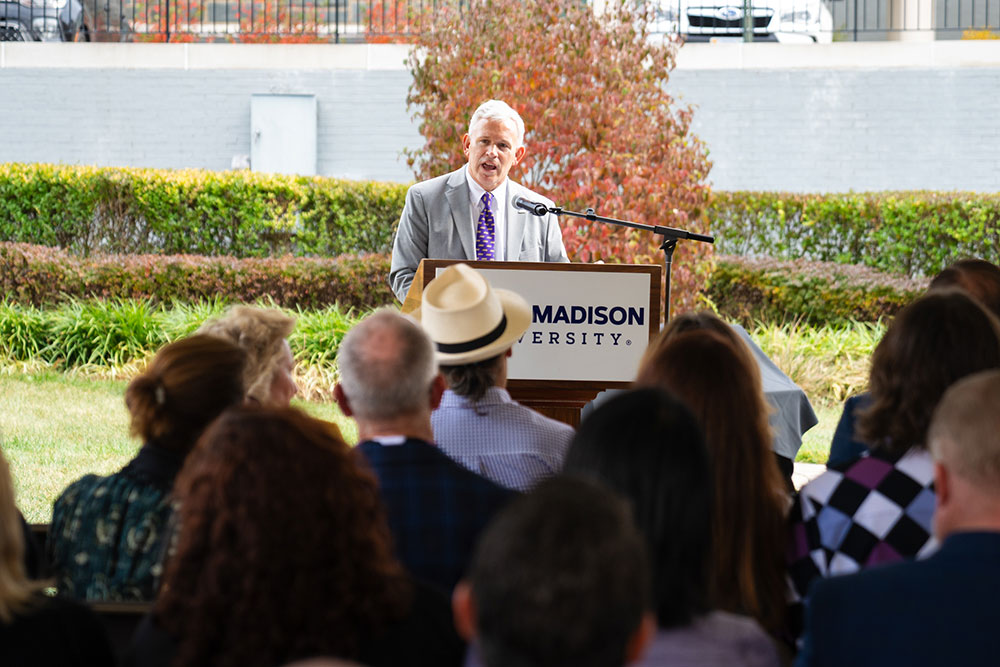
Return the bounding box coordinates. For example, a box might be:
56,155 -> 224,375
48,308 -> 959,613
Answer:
357,437 -> 516,592
431,388 -> 575,492
788,447 -> 938,603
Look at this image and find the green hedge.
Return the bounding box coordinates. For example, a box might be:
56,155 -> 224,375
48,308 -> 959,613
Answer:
707,254 -> 928,326
4,165 -> 998,282
709,191 -> 1000,277
0,163 -> 408,257
0,243 -> 395,310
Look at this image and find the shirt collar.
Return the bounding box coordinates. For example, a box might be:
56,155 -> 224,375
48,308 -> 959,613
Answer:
440,386 -> 513,408
369,435 -> 408,446
466,167 -> 506,212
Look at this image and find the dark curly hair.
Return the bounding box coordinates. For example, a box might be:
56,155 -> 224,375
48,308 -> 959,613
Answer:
857,290 -> 1000,456
155,406 -> 412,667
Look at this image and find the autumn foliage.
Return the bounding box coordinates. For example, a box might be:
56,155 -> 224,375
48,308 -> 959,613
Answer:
406,0 -> 713,314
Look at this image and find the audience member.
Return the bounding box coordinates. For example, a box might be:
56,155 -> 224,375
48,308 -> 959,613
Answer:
421,263 -> 574,491
797,370 -> 1000,666
827,258 -> 1000,467
127,407 -> 464,667
335,309 -> 514,592
642,311 -> 797,487
0,444 -> 115,666
197,305 -> 298,406
48,335 -> 246,601
17,510 -> 43,579
788,291 -> 1000,605
636,328 -> 789,640
453,476 -> 655,667
563,388 -> 781,667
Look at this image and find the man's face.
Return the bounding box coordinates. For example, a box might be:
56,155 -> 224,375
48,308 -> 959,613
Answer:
462,117 -> 526,192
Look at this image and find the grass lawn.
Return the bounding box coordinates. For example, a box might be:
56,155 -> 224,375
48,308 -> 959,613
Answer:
3,368 -> 840,523
797,401 -> 839,465
1,371 -> 357,523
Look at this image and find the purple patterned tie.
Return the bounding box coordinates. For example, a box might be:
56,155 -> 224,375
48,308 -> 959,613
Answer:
475,192 -> 496,261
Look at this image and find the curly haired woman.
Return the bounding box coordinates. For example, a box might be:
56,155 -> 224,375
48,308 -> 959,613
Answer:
126,407 -> 463,667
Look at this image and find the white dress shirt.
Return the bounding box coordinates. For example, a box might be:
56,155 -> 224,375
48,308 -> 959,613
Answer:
465,168 -> 508,260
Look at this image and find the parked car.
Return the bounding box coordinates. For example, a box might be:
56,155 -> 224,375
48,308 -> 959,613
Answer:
650,0 -> 833,43
0,0 -> 84,41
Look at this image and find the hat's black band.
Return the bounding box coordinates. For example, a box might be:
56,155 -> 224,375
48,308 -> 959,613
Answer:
436,315 -> 508,354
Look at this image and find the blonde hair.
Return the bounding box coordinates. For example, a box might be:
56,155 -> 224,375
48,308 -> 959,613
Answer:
0,445 -> 45,623
929,369 -> 1000,492
198,306 -> 295,406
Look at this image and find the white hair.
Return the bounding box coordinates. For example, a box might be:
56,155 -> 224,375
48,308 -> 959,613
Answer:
336,310 -> 437,421
469,100 -> 525,147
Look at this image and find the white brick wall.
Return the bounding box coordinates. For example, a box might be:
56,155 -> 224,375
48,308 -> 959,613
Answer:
1,42 -> 998,191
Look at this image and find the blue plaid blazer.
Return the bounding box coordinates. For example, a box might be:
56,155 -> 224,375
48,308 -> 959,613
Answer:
357,438 -> 516,592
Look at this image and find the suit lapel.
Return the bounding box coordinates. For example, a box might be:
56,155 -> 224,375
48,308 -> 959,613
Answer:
445,169 -> 475,260
505,183 -> 528,260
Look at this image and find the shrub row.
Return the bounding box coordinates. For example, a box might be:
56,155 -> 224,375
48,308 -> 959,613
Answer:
0,243 -> 395,311
4,165 -> 1000,281
5,241 -> 923,327
709,191 -> 1000,278
0,163 -> 407,257
706,254 -> 928,327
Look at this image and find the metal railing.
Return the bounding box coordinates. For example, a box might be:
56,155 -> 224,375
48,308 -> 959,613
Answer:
1,0 -> 997,43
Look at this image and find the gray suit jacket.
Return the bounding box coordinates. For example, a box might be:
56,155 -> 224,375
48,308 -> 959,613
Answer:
389,167 -> 570,302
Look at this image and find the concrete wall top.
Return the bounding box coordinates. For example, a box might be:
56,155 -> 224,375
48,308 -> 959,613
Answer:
2,40 -> 1000,71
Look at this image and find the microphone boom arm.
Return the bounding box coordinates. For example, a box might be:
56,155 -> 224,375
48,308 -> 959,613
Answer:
542,204 -> 714,323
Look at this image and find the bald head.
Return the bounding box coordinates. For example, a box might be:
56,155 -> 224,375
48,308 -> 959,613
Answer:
929,370 -> 1000,493
336,310 -> 437,421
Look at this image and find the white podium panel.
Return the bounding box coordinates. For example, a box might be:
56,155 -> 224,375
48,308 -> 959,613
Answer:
432,267 -> 653,382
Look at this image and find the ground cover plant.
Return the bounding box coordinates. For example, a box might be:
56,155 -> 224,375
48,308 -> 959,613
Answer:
0,299 -> 358,399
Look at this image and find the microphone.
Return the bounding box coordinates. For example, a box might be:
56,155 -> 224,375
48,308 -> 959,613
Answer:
513,196 -> 549,216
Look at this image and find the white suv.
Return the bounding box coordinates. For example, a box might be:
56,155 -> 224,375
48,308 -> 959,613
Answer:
650,0 -> 833,43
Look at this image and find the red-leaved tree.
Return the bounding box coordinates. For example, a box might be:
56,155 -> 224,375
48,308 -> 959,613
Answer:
405,0 -> 714,316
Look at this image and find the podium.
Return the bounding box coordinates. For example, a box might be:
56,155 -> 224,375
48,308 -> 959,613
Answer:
401,259 -> 662,427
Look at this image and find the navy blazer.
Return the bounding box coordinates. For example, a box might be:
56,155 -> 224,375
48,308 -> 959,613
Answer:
797,532 -> 1000,667
357,438 -> 516,593
826,393 -> 872,468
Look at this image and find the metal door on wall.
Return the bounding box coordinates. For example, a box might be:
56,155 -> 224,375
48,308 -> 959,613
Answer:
250,94 -> 317,176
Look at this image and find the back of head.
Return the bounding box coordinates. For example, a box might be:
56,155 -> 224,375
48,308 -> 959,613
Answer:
929,259 -> 1000,319
858,290 -> 1000,455
469,476 -> 651,667
197,306 -> 295,405
929,369 -> 1000,493
440,353 -> 504,403
337,310 -> 437,421
642,311 -> 758,373
157,406 -> 409,667
564,388 -> 711,629
0,445 -> 43,623
634,329 -> 786,633
125,335 -> 246,456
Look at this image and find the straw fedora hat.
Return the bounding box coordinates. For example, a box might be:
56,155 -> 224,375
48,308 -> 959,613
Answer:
414,263 -> 532,365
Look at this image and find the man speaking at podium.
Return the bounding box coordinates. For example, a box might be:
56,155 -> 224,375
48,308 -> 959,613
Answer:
389,100 -> 570,302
